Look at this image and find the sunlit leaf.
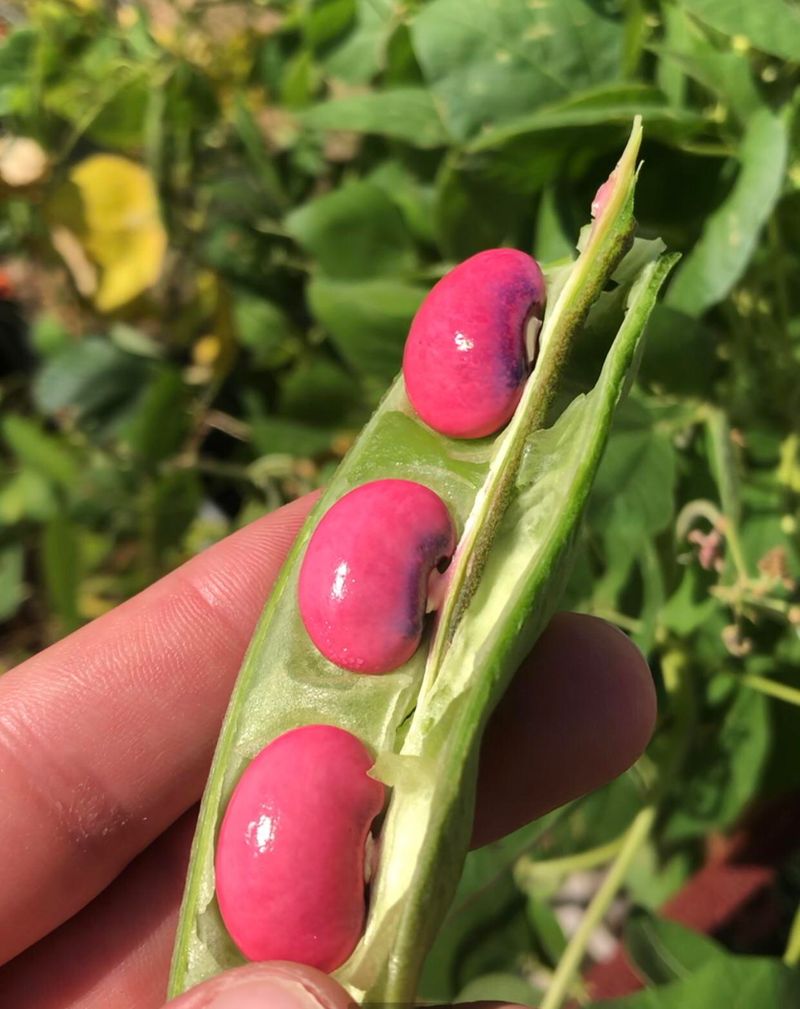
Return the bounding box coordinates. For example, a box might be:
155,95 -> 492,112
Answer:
47,155 -> 167,312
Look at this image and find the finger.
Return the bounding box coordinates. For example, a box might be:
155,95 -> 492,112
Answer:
471,612 -> 656,847
0,493 -> 318,965
0,614 -> 654,1006
0,810 -> 196,1009
0,805 -> 350,1009
165,963 -> 353,1009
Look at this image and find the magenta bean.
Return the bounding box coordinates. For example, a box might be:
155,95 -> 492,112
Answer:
403,248 -> 546,439
298,479 -> 456,673
215,724 -> 385,971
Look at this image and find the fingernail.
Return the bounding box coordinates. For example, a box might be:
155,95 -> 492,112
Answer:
209,978 -> 325,1009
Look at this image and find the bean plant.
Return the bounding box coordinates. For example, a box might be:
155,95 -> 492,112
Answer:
1,2 -> 799,1007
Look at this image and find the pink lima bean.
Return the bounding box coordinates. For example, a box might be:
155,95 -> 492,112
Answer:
298,479 -> 456,673
215,724 -> 385,972
403,248 -> 546,439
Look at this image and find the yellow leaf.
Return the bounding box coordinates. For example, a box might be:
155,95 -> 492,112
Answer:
47,155 -> 167,312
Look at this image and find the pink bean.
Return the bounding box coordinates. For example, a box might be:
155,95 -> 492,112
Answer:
215,724 -> 386,971
403,248 -> 546,439
298,479 -> 456,673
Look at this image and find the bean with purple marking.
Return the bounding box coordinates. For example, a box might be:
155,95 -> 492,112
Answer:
215,724 -> 385,971
298,479 -> 456,674
403,248 -> 546,439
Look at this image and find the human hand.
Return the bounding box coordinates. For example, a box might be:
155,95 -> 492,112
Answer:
0,493 -> 655,1008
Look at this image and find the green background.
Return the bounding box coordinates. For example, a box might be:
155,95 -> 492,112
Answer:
1,1 -> 799,1005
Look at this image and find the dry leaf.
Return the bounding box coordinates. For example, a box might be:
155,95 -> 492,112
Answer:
47,155 -> 167,312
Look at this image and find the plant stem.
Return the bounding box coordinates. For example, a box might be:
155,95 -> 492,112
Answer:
783,900 -> 800,966
516,836 -> 625,887
539,805 -> 657,1009
704,407 -> 749,581
740,673 -> 800,708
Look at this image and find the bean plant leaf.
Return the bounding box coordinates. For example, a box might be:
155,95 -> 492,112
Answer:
286,180 -> 417,279
666,107 -> 788,317
301,88 -> 449,147
676,0 -> 800,62
410,0 -> 625,141
0,543 -> 25,622
662,684 -> 770,842
589,954 -> 800,1008
308,276 -> 427,381
169,122 -> 677,1003
624,909 -> 725,986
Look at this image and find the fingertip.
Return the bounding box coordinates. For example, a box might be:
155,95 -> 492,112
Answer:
473,612 -> 656,847
166,963 -> 352,1009
547,611 -> 657,763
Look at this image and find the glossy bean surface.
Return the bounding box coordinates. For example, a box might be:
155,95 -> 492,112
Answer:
298,479 -> 456,673
403,248 -> 546,439
215,724 -> 385,971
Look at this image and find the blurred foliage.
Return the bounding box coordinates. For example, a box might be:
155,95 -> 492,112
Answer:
1,0 -> 799,1005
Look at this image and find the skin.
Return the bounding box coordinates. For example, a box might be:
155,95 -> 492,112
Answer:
298,479 -> 456,673
0,492 -> 655,1008
215,725 -> 385,970
403,249 -> 546,439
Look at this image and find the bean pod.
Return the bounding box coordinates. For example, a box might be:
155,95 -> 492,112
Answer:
298,479 -> 456,673
215,724 -> 385,971
403,248 -> 546,439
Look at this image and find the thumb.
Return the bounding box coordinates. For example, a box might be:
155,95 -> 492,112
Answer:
164,962 -> 354,1009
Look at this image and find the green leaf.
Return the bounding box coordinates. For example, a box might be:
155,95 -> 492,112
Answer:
324,0 -> 396,83
536,185 -> 575,263
0,28 -> 36,116
410,0 -> 625,141
527,892 -> 568,966
467,85 -> 704,155
661,566 -> 718,637
124,368 -> 189,467
666,108 -> 789,317
637,305 -> 717,397
149,471 -> 202,561
369,161 -> 437,245
301,88 -> 448,147
590,955 -> 800,1008
588,397 -> 678,558
420,819 -> 548,1001
456,972 -> 542,1006
34,338 -> 152,438
664,685 -> 770,842
0,470 -> 58,526
286,181 -> 417,279
233,292 -> 299,369
624,909 -> 725,986
250,416 -> 333,458
676,0 -> 800,61
307,276 -> 426,380
305,0 -> 357,51
654,7 -> 762,121
2,416 -> 79,489
0,542 -> 25,622
281,359 -> 361,427
231,95 -> 287,211
42,513 -> 81,633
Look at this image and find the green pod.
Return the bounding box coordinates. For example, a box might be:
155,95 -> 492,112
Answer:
169,120 -> 677,1004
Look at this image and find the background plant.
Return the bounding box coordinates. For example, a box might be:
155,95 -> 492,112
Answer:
0,1 -> 799,1006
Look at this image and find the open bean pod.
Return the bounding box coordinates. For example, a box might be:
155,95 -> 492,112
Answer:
170,120 -> 678,1004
